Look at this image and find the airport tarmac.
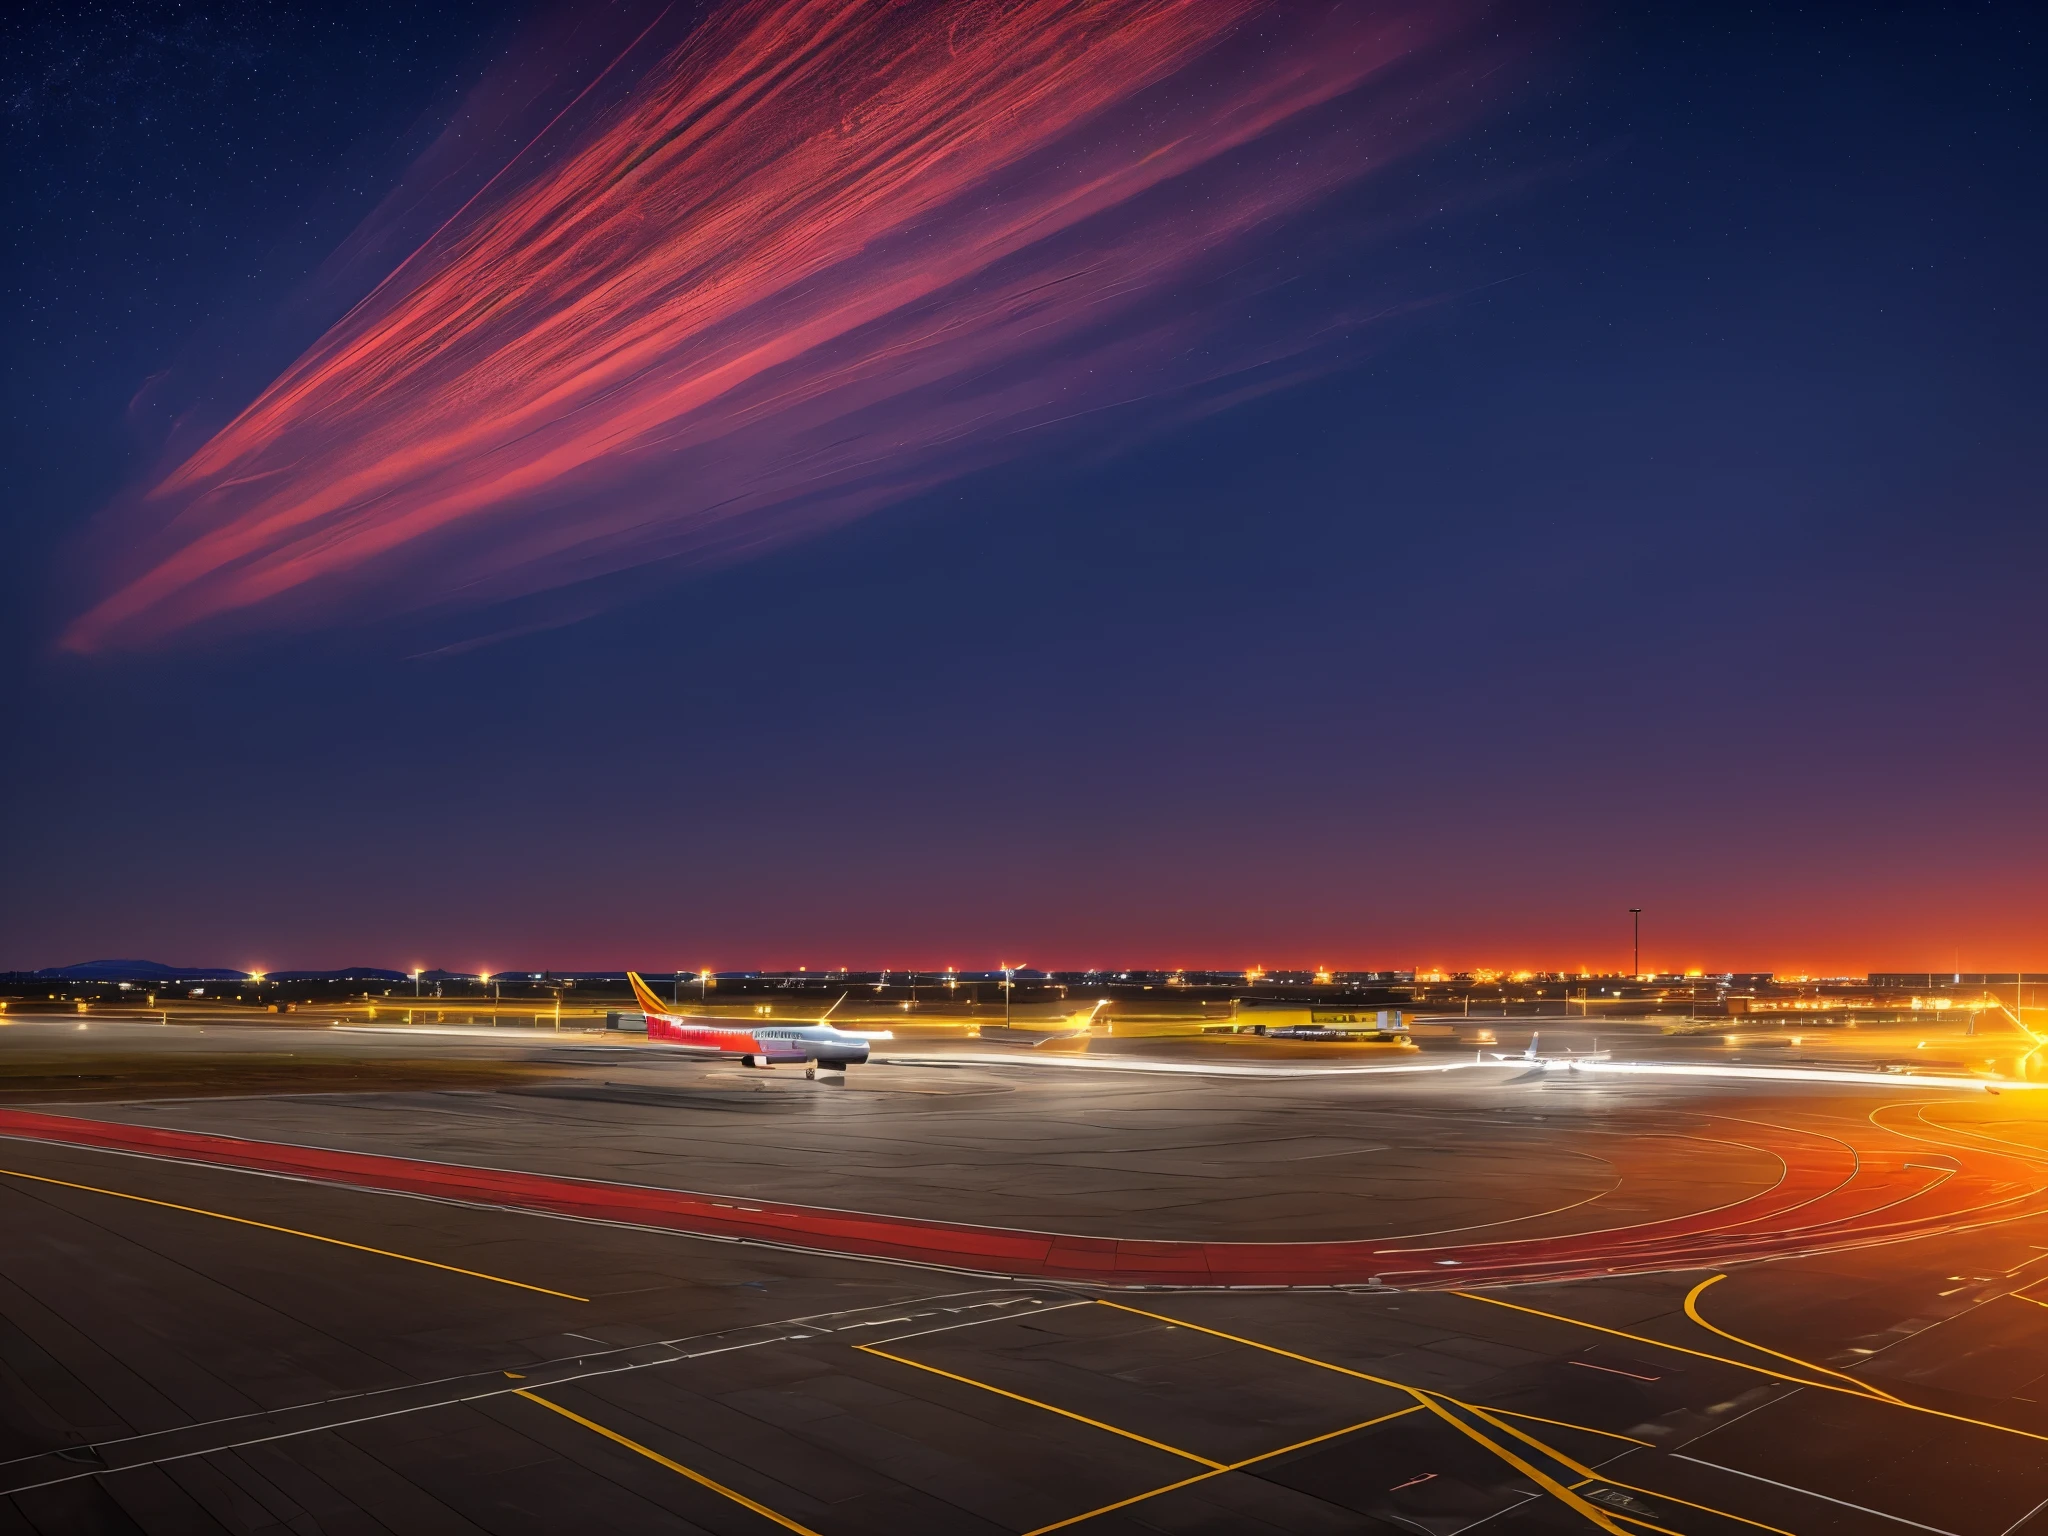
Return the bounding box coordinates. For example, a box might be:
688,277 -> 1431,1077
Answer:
3,1019 -> 2047,1533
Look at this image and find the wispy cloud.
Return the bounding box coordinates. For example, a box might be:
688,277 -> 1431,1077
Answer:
65,0 -> 1506,653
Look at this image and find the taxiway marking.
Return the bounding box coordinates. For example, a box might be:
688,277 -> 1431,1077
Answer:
518,1389 -> 822,1534
1671,1453 -> 1960,1535
1458,1290 -> 2048,1443
1017,1406 -> 1424,1535
855,1344 -> 1225,1467
0,1162 -> 587,1300
1683,1273 -> 1905,1402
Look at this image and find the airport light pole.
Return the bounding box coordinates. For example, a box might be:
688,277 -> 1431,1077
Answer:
1630,908 -> 1642,980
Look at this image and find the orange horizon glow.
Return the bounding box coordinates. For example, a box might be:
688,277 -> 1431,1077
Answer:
280,953 -> 2047,980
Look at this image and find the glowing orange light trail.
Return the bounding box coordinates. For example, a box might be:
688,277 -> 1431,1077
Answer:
66,0 -> 1496,651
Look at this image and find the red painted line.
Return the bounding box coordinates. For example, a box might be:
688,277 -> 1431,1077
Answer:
1,1108 -> 2042,1288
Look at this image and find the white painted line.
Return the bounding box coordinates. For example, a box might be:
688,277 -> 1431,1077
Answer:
1575,1061 -> 2037,1092
331,1025 -> 615,1040
1443,1490 -> 1541,1533
2,1287 -> 1045,1495
1670,1453 -> 1962,1533
2000,1489 -> 2048,1536
1672,1385 -> 1803,1451
0,1332 -> 789,1499
875,1052 -> 1480,1079
324,1032 -> 2048,1090
867,1299 -> 1092,1346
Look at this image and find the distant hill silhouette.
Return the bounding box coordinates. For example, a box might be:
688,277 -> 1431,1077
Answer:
267,968 -> 409,982
35,959 -> 249,981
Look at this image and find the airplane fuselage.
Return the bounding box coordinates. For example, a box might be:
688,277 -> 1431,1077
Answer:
626,971 -> 888,1067
642,1011 -> 886,1066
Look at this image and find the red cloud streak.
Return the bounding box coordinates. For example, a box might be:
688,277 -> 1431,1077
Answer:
66,0 -> 1499,653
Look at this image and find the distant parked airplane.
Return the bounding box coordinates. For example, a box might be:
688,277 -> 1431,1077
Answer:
625,972 -> 892,1074
978,999 -> 1109,1047
1486,1032 -> 1613,1072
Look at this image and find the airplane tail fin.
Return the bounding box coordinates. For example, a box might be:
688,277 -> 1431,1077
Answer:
1525,1032 -> 1539,1060
626,971 -> 672,1018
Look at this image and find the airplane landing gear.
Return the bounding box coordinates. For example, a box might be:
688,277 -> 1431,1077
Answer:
806,1064 -> 846,1083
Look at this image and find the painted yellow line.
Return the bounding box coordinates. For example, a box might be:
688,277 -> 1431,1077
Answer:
1098,1303 -> 1630,1532
1459,1403 -> 1795,1535
1458,1399 -> 1602,1482
1684,1274 -> 1904,1403
1480,1405 -> 1654,1448
1611,1515 -> 1689,1536
1598,1475 -> 1798,1536
0,1164 -> 586,1301
1456,1291 -> 1867,1392
516,1390 -> 820,1534
1018,1466 -> 1222,1535
1409,1393 -> 1630,1534
1103,1300 -> 1652,1451
1456,1290 -> 2048,1444
855,1345 -> 1224,1468
1096,1300 -> 1415,1392
2011,1290 -> 2048,1310
1018,1406 -> 1423,1535
1102,1300 -> 1814,1534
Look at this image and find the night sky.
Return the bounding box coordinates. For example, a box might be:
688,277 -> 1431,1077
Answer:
4,1 -> 2043,977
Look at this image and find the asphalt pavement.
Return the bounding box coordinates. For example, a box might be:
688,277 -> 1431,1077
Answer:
2,1021 -> 2045,1533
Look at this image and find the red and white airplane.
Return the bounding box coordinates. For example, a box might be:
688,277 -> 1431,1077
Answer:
625,972 -> 892,1071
